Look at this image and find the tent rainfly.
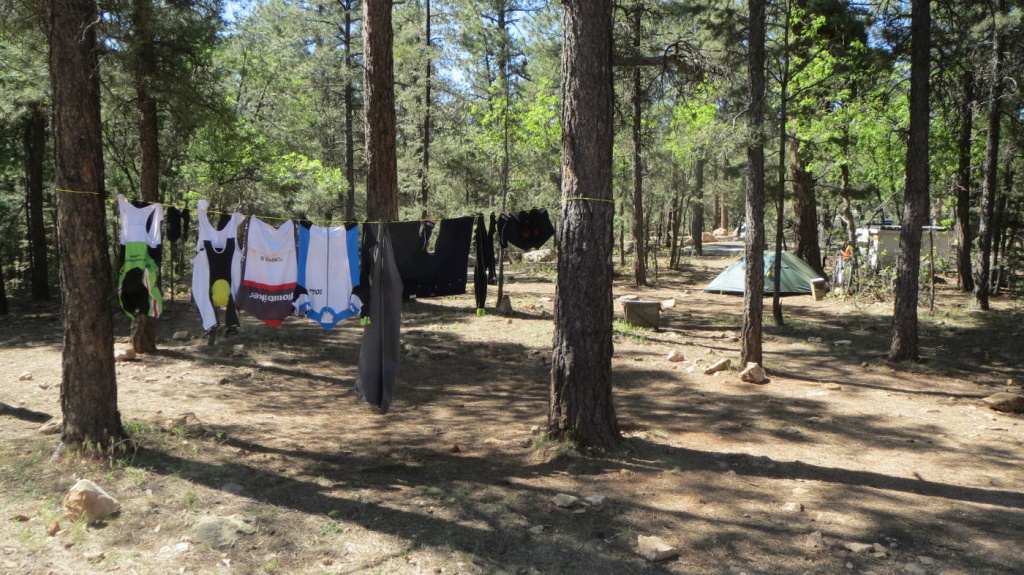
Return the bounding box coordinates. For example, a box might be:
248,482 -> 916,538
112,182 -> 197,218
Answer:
704,251 -> 823,296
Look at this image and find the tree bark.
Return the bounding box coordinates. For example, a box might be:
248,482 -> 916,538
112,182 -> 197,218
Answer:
25,101 -> 50,301
363,0 -> 398,222
549,0 -> 620,452
690,158 -> 705,256
344,0 -> 357,221
954,69 -> 975,292
49,0 -> 125,450
789,138 -> 825,277
629,4 -> 647,287
741,0 -> 767,367
420,0 -> 432,218
888,0 -> 930,363
974,0 -> 1005,310
131,0 -> 159,354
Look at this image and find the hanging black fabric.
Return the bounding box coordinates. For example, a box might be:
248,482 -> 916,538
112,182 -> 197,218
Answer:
355,223 -> 402,413
485,212 -> 497,283
166,206 -> 183,242
361,217 -> 474,298
497,208 -> 555,251
473,214 -> 489,311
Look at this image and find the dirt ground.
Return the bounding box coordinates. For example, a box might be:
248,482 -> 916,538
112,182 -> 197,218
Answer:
2,255 -> 1023,575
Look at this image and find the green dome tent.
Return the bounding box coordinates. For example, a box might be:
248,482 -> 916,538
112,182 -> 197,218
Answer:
703,251 -> 824,296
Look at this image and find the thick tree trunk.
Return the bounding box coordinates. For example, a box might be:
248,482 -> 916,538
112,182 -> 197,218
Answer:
629,6 -> 647,287
741,0 -> 767,367
420,0 -> 432,218
549,0 -> 620,452
344,1 -> 357,221
49,0 -> 125,450
954,70 -> 975,292
789,138 -> 826,277
363,0 -> 399,222
974,0 -> 1004,310
690,158 -> 705,256
131,0 -> 159,354
888,0 -> 930,363
25,101 -> 50,301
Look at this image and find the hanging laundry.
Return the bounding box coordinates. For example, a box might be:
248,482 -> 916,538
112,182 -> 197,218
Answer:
355,223 -> 402,413
361,217 -> 474,299
166,206 -> 183,242
236,217 -> 299,327
295,222 -> 362,329
116,194 -> 163,318
473,214 -> 490,311
498,208 -> 555,251
485,212 -> 498,283
181,208 -> 190,241
192,200 -> 244,333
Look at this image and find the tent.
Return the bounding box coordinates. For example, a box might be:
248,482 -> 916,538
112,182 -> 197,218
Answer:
704,251 -> 823,296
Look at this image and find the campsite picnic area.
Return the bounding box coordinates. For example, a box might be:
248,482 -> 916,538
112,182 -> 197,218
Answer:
2,254 -> 1022,575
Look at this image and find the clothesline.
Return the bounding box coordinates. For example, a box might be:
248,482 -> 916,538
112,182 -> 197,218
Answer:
54,187 -> 616,226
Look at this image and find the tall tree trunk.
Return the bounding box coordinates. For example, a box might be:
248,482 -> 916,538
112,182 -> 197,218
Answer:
789,138 -> 826,277
49,0 -> 125,450
495,4 -> 513,307
888,0 -> 931,363
549,0 -> 620,452
363,0 -> 398,222
954,69 -> 975,292
974,0 -> 1005,310
773,10 -> 790,327
131,0 -> 159,354
419,0 -> 432,218
992,160 -> 1011,293
344,0 -> 357,221
25,101 -> 50,301
629,5 -> 647,286
690,158 -> 705,256
741,0 -> 767,367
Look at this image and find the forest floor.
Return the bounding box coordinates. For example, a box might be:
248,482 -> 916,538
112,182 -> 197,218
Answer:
2,254 -> 1023,575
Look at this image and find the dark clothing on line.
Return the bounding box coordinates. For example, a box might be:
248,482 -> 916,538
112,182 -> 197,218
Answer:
473,215 -> 490,310
498,208 -> 555,251
356,223 -> 402,413
361,217 -> 474,299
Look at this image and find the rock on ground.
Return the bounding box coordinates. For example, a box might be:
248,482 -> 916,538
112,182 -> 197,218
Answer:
982,392 -> 1024,413
193,515 -> 256,548
38,418 -> 61,435
171,331 -> 190,341
704,358 -> 730,375
739,362 -> 766,383
551,494 -> 580,508
114,347 -> 136,361
637,535 -> 679,561
666,350 -> 685,362
522,248 -> 556,263
63,479 -> 121,523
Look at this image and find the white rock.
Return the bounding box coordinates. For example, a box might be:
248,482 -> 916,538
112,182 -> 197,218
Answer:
582,494 -> 607,506
807,337 -> 823,343
833,340 -> 853,346
231,344 -> 246,357
38,418 -> 62,435
63,479 -> 121,523
661,299 -> 676,309
903,564 -> 927,575
844,543 -> 873,553
522,248 -> 556,263
637,535 -> 679,561
18,372 -> 33,381
739,362 -> 766,384
551,493 -> 580,508
917,556 -> 935,565
114,348 -> 137,361
704,358 -> 731,375
982,392 -> 1024,413
527,525 -> 549,535
172,331 -> 190,341
780,426 -> 802,435
782,502 -> 804,513
807,416 -> 834,424
666,350 -> 686,362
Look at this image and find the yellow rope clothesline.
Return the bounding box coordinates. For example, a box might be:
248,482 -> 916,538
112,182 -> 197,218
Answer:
53,187 -> 614,225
